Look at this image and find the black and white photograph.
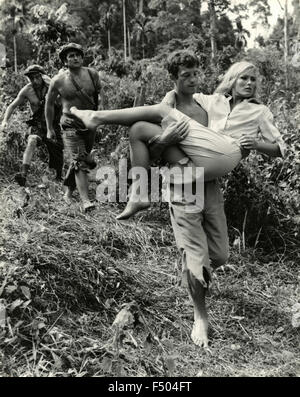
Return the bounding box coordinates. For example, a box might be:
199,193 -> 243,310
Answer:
0,0 -> 299,379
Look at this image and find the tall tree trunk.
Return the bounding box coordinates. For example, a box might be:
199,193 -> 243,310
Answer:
108,28 -> 111,58
13,34 -> 17,73
37,45 -> 42,63
198,0 -> 202,30
292,0 -> 300,38
11,6 -> 18,73
284,0 -> 289,89
139,0 -> 143,13
123,0 -> 127,61
128,27 -> 131,58
208,0 -> 217,63
141,32 -> 145,59
291,0 -> 300,69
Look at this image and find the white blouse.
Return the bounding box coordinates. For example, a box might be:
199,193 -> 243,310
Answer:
162,91 -> 286,157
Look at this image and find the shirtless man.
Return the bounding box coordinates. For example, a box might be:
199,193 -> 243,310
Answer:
45,43 -> 102,211
1,65 -> 63,186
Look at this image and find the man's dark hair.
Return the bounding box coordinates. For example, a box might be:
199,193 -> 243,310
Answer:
166,51 -> 200,79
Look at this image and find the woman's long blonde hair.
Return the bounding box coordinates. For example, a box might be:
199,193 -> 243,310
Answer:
214,61 -> 259,98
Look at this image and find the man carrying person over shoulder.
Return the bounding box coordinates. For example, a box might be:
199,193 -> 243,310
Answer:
45,43 -> 102,212
1,65 -> 63,186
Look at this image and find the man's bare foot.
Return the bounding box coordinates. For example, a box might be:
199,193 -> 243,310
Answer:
116,200 -> 150,220
63,192 -> 73,205
191,317 -> 209,348
81,200 -> 95,213
70,106 -> 99,130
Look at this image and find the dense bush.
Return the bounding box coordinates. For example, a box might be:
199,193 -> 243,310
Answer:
0,68 -> 27,106
223,84 -> 299,255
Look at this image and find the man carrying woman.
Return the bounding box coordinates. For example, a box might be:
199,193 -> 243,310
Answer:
71,51 -> 285,347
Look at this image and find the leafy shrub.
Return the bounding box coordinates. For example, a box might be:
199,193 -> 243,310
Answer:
0,68 -> 27,106
224,101 -> 299,257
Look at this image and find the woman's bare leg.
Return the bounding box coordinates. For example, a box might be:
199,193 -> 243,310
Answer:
70,104 -> 187,166
117,121 -> 187,220
117,122 -> 158,219
70,104 -> 170,130
70,105 -> 188,219
128,121 -> 186,166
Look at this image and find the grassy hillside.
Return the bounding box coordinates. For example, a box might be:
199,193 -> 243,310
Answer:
0,164 -> 299,377
0,63 -> 299,377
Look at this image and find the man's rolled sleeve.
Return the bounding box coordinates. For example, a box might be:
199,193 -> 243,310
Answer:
161,90 -> 176,107
259,107 -> 286,157
193,93 -> 212,111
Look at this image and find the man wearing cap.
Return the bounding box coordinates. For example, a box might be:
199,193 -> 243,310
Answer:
1,65 -> 63,186
45,43 -> 102,211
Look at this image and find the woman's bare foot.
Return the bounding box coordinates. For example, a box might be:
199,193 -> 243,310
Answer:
191,317 -> 209,348
70,107 -> 100,130
116,200 -> 150,220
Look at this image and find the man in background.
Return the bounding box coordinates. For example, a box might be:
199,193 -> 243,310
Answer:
45,43 -> 102,211
1,65 -> 63,186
